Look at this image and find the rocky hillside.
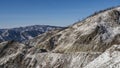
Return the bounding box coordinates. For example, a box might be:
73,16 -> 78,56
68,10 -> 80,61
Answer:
0,41 -> 101,68
28,6 -> 120,53
0,25 -> 63,43
0,6 -> 120,68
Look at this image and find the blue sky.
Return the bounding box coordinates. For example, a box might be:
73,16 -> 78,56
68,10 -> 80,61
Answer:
0,0 -> 120,28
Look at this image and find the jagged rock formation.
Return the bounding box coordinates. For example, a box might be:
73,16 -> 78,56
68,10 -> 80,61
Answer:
0,6 -> 120,68
0,25 -> 63,43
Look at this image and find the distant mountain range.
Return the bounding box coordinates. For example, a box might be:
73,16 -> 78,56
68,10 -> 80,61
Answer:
0,25 -> 63,42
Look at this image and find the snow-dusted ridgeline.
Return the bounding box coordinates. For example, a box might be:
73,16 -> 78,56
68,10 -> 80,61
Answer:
0,25 -> 63,43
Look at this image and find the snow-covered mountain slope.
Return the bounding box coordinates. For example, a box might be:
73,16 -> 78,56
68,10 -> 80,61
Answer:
0,41 -> 101,68
84,45 -> 120,68
0,25 -> 63,43
25,6 -> 120,68
0,6 -> 120,68
52,7 -> 120,53
27,6 -> 120,53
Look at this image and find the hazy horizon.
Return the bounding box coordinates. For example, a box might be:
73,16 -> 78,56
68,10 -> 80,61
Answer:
0,0 -> 120,28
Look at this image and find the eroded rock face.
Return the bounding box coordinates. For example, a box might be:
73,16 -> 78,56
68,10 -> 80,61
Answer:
0,41 -> 43,68
36,52 -> 100,68
0,41 -> 100,68
26,29 -> 63,51
0,41 -> 26,68
1,6 -> 120,68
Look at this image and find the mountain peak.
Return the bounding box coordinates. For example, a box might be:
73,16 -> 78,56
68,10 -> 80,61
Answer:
26,6 -> 120,53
